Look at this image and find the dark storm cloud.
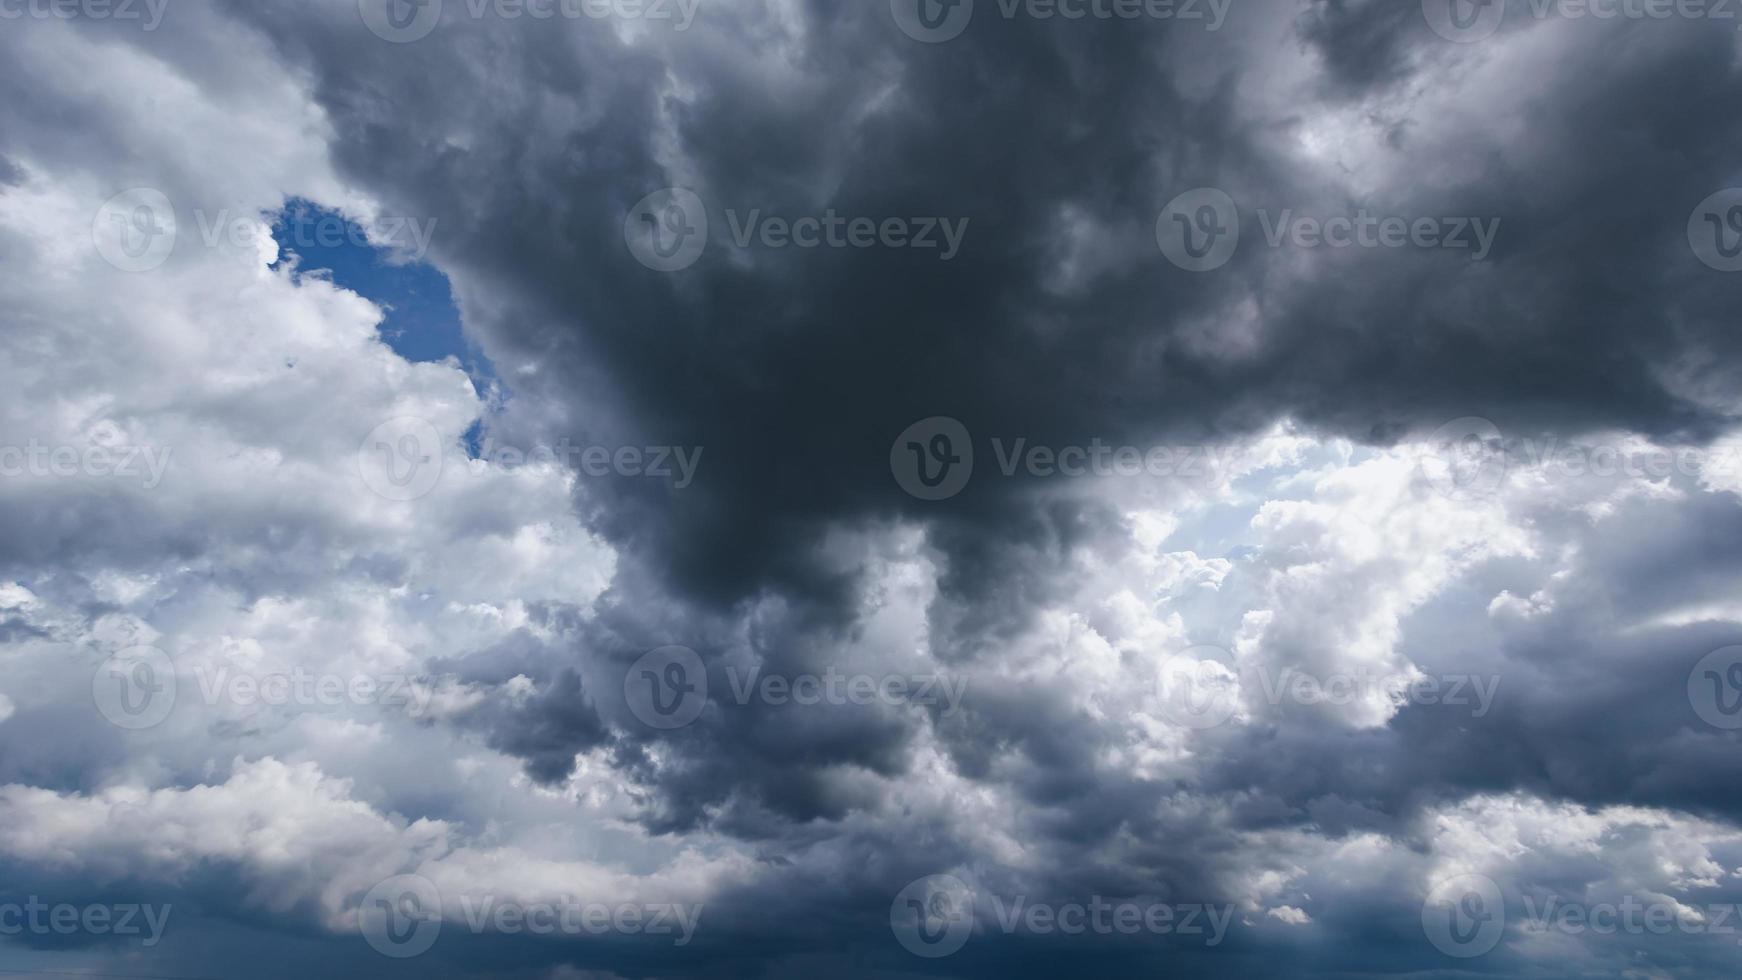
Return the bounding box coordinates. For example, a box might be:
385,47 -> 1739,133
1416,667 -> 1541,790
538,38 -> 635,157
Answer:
221,0 -> 1742,875
223,0 -> 1742,641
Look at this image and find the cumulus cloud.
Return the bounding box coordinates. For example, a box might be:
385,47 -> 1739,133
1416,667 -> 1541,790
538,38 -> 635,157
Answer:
0,2 -> 1740,978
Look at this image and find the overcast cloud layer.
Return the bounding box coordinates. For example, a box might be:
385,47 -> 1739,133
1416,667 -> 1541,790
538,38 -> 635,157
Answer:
3,0 -> 1742,976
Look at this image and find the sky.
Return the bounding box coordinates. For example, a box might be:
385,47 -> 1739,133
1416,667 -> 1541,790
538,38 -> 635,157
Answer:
3,0 -> 1742,977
